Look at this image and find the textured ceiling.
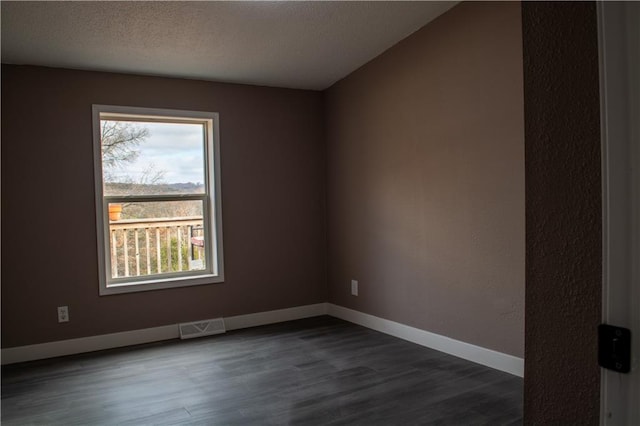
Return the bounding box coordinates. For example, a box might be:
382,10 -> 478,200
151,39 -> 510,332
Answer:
1,1 -> 457,90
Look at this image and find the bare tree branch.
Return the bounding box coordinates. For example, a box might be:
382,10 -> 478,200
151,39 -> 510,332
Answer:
101,121 -> 150,176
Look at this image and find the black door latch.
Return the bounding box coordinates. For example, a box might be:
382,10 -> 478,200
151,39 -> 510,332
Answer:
598,324 -> 631,373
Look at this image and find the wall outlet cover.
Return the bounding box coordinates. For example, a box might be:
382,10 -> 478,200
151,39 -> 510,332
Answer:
57,306 -> 69,323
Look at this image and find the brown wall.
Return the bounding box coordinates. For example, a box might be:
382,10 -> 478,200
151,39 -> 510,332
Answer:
325,2 -> 525,357
1,66 -> 327,348
522,2 -> 602,424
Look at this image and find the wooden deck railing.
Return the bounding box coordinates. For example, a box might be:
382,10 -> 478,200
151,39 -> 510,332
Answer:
109,216 -> 204,278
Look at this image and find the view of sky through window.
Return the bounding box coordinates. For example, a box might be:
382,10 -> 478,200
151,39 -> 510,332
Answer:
104,121 -> 205,186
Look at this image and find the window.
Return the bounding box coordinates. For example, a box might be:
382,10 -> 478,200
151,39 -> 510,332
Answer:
93,105 -> 223,295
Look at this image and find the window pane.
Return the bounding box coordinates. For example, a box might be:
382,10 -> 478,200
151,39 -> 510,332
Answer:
108,200 -> 206,280
101,120 -> 205,196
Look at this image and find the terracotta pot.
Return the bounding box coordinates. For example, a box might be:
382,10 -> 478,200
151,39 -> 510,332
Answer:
109,204 -> 122,221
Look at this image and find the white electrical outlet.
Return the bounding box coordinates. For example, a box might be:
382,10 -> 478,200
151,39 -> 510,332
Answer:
57,306 -> 69,323
351,280 -> 358,296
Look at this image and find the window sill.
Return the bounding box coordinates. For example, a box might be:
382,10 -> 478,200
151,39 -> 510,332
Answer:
99,273 -> 224,296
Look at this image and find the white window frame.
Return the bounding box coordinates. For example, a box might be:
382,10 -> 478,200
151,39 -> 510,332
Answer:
92,105 -> 224,295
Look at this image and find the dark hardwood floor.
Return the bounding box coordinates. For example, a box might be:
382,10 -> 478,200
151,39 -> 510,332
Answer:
1,316 -> 523,425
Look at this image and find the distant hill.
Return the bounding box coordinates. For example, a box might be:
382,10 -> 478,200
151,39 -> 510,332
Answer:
105,182 -> 205,195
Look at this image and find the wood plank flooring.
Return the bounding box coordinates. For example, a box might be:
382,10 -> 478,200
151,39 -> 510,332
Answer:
1,316 -> 523,425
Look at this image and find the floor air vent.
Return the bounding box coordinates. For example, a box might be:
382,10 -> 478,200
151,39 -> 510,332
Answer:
179,318 -> 226,339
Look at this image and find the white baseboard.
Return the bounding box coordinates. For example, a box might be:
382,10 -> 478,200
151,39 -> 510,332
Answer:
327,303 -> 524,377
2,302 -> 523,377
1,324 -> 179,366
224,303 -> 327,330
1,303 -> 327,365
